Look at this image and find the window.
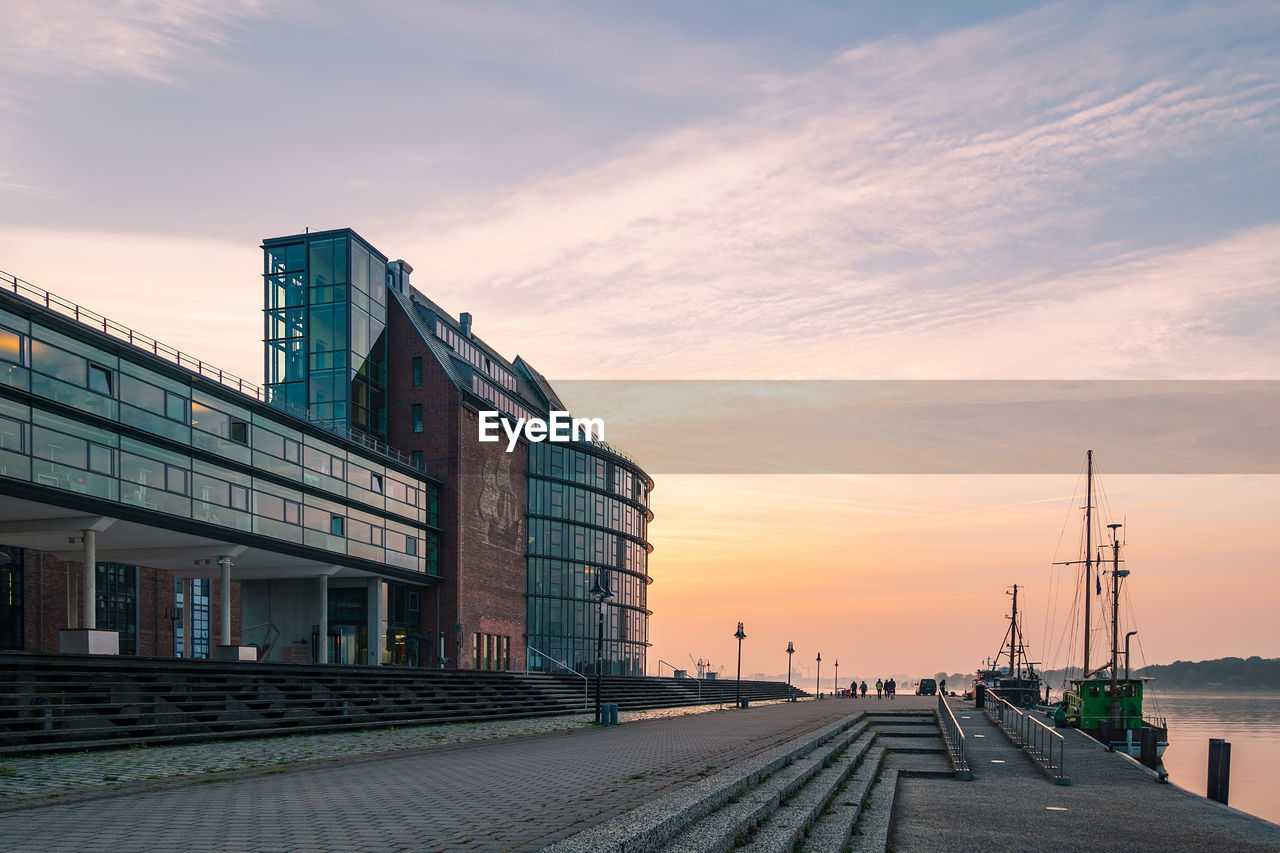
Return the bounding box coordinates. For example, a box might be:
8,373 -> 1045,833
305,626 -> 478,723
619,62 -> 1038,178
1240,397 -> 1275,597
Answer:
96,563 -> 137,655
411,357 -> 422,386
330,514 -> 345,536
371,473 -> 383,493
0,546 -> 22,651
229,418 -> 248,444
0,329 -> 25,366
174,577 -> 211,659
410,451 -> 422,469
405,536 -> 417,556
88,364 -> 113,396
412,404 -> 422,433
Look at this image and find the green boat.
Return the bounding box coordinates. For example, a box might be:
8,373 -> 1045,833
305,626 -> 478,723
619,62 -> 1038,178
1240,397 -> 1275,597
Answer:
1051,451 -> 1169,758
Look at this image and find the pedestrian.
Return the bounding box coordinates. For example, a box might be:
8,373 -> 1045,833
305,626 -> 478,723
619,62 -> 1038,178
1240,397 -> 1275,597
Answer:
888,678 -> 896,700
850,680 -> 857,699
860,680 -> 868,698
876,678 -> 883,699
940,678 -> 947,696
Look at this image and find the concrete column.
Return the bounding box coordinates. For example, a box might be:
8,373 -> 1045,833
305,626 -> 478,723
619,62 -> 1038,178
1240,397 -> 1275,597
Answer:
367,576 -> 382,666
82,529 -> 96,629
219,556 -> 232,647
317,574 -> 329,664
181,577 -> 193,659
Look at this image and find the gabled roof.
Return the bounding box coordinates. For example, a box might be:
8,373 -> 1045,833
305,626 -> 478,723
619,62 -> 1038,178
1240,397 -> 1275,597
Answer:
391,286 -> 550,419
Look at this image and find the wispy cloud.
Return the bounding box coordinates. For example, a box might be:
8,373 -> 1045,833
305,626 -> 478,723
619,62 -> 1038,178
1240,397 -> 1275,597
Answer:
390,2 -> 1280,381
0,0 -> 266,89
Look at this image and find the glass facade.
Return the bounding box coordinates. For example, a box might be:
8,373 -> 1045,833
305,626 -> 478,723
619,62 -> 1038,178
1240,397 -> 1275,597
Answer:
264,231 -> 388,439
0,303 -> 439,578
526,441 -> 651,676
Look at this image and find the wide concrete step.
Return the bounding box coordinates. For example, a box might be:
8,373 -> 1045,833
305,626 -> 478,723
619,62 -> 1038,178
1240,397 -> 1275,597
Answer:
543,713 -> 867,853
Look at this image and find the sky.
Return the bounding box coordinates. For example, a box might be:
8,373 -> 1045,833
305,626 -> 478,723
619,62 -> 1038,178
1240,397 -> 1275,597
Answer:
1,0 -> 1277,681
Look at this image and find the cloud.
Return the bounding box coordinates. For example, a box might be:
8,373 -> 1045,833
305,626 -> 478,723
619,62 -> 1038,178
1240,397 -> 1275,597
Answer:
387,2 -> 1280,382
0,0 -> 266,90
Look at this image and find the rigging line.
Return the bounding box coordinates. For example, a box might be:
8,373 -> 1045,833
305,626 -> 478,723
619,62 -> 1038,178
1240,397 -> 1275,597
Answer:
1043,459 -> 1086,667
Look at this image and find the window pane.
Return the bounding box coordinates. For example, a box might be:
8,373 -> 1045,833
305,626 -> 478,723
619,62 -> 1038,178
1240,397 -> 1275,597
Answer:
88,364 -> 113,396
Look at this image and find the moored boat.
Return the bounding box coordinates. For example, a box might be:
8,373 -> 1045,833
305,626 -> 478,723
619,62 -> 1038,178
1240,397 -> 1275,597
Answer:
1050,450 -> 1168,758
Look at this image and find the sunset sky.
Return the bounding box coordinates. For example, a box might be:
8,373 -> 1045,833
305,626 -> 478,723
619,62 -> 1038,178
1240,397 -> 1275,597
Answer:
1,1 -> 1277,681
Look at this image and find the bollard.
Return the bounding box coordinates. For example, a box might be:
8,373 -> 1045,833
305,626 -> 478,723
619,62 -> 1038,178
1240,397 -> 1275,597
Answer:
739,697 -> 749,709
1207,738 -> 1231,804
606,703 -> 619,726
1140,728 -> 1158,769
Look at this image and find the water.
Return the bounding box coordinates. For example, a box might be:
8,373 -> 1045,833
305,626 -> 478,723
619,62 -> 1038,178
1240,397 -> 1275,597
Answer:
1151,692 -> 1280,825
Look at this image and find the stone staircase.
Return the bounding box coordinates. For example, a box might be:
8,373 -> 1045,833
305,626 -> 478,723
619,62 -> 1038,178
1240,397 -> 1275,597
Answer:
544,708 -> 957,852
0,653 -> 802,755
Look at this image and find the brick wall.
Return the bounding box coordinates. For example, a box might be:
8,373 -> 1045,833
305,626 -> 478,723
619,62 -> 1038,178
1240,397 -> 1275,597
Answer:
386,298 -> 527,670
18,547 -> 240,657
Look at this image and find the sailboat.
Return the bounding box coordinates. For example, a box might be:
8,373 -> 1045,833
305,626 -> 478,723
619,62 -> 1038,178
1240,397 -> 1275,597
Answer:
973,584 -> 1043,709
1052,450 -> 1168,758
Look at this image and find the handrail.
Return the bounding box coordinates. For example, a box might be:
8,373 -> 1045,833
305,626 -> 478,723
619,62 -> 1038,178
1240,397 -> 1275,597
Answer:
937,693 -> 971,780
983,691 -> 1070,784
0,269 -> 425,472
525,645 -> 589,709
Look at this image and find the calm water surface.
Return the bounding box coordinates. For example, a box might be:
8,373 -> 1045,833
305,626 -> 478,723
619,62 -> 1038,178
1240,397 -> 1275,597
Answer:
1149,692 -> 1280,825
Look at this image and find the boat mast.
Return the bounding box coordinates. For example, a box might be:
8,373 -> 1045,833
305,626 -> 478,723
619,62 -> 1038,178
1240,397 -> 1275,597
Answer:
1109,523 -> 1123,698
1009,584 -> 1020,678
1083,449 -> 1093,675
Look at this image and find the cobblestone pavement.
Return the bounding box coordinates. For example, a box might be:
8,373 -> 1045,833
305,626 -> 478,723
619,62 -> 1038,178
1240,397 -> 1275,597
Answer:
0,698 -> 872,852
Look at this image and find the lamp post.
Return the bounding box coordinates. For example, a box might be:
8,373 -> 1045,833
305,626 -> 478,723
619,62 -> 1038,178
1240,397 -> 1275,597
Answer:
835,659 -> 839,698
785,641 -> 795,698
590,573 -> 614,724
816,652 -> 822,699
734,622 -> 746,707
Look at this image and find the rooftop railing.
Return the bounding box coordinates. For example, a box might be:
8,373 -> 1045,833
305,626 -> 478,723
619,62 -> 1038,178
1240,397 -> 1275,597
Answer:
0,269 -> 425,473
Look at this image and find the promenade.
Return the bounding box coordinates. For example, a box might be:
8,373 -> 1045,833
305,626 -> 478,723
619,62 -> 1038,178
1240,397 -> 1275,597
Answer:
0,698 -> 860,852
892,699 -> 1280,852
2,694 -> 1278,852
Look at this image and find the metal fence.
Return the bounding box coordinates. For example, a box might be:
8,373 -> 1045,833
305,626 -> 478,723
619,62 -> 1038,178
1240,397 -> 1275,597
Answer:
0,269 -> 424,471
983,691 -> 1070,785
936,693 -> 972,780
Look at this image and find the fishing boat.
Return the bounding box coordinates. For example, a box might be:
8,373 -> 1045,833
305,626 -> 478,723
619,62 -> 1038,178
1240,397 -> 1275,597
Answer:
1051,450 -> 1168,758
973,583 -> 1044,709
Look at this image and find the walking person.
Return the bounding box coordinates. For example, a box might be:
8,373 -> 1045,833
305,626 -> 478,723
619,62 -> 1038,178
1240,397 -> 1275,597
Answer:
888,677 -> 896,700
875,678 -> 883,699
940,678 -> 947,696
860,680 -> 868,698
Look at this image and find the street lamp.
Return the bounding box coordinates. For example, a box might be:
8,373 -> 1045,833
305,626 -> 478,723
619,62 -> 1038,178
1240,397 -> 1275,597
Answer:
816,652 -> 822,700
590,572 -> 614,724
835,659 -> 839,698
785,641 -> 795,698
734,622 -> 746,707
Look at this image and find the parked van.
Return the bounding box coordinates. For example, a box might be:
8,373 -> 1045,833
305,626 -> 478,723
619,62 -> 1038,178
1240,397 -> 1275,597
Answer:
916,678 -> 938,696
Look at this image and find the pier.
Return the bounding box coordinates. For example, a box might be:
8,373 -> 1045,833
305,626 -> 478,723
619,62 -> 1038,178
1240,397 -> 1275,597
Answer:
0,695 -> 1276,851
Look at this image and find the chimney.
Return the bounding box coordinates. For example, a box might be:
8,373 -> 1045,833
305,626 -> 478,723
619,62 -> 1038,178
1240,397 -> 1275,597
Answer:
460,312 -> 473,338
387,259 -> 413,294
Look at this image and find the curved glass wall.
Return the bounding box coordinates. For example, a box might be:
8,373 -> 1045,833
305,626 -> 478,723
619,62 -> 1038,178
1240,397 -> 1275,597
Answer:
526,441 -> 652,676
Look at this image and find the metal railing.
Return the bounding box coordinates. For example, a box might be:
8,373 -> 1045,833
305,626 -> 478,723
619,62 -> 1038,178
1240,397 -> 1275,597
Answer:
0,269 -> 425,472
525,646 -> 589,710
937,693 -> 972,780
984,691 -> 1070,785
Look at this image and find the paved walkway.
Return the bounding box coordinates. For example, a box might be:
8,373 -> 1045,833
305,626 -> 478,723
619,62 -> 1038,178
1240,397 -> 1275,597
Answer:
892,699 -> 1280,852
0,698 -> 872,853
